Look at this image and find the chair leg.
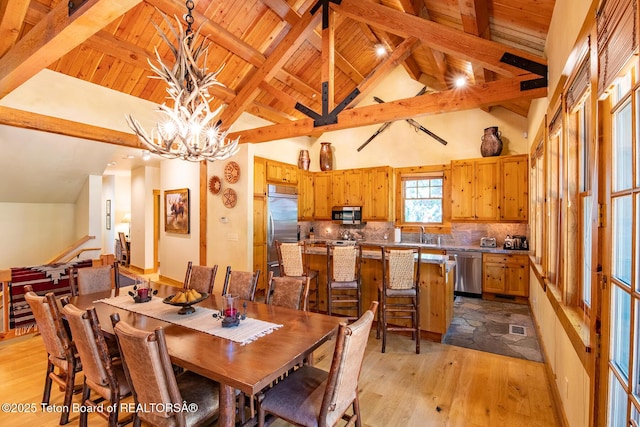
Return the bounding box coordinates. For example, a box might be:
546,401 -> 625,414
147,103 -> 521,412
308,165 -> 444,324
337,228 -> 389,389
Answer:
43,360 -> 54,405
381,298 -> 387,353
353,394 -> 362,427
415,296 -> 420,355
108,396 -> 120,427
60,368 -> 76,425
80,381 -> 90,427
257,393 -> 266,427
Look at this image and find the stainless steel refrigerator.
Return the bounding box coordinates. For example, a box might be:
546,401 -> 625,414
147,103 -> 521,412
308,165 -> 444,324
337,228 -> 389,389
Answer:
267,184 -> 298,275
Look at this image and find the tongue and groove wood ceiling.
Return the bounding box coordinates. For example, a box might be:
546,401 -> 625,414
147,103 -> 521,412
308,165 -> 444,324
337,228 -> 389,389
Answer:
0,0 -> 553,145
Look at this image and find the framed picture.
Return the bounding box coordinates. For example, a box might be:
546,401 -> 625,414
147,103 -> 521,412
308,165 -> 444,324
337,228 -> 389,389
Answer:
106,200 -> 111,230
165,188 -> 190,234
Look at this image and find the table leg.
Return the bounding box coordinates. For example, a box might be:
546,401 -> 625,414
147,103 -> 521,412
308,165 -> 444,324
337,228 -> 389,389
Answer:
219,384 -> 236,427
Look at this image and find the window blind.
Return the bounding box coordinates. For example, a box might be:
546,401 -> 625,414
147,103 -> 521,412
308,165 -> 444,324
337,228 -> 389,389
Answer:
566,46 -> 591,112
597,0 -> 637,97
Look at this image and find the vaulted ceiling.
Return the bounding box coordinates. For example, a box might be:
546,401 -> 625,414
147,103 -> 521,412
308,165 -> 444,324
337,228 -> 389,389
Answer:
0,0 -> 553,147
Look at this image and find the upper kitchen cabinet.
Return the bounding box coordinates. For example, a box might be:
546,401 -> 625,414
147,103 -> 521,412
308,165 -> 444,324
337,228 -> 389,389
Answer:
266,159 -> 298,185
500,155 -> 528,221
451,158 -> 499,220
313,172 -> 332,219
332,169 -> 364,207
298,170 -> 314,220
254,157 -> 267,196
451,154 -> 527,222
363,166 -> 393,221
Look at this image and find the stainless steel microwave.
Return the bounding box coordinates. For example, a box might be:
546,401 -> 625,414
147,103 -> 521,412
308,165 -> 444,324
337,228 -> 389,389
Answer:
332,206 -> 362,225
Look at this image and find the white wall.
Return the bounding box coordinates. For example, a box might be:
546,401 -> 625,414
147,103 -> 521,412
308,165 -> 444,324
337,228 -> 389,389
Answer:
131,165 -> 160,272
158,160 -> 200,282
530,272 -> 589,426
0,203 -> 76,268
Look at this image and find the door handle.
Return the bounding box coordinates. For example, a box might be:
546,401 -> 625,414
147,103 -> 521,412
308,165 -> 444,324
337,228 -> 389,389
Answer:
268,214 -> 275,246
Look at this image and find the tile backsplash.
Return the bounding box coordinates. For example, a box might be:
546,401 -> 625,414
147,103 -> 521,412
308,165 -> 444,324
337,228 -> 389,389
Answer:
299,221 -> 528,247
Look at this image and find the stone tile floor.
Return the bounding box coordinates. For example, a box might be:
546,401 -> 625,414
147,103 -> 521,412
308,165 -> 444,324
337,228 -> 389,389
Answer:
443,296 -> 544,362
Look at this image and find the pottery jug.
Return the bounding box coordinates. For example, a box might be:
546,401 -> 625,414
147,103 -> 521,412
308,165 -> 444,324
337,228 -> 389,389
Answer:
319,142 -> 333,171
480,126 -> 503,157
298,150 -> 310,170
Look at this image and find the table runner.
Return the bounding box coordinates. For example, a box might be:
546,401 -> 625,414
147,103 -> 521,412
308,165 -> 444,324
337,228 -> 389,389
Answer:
96,291 -> 282,345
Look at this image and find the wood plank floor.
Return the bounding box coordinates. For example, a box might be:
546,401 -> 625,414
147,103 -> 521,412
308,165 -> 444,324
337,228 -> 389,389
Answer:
0,328 -> 560,427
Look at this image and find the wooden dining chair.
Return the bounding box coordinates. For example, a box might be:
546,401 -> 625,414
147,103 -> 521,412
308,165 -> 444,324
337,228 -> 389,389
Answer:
276,240 -> 320,311
118,232 -> 130,267
265,271 -> 309,310
378,246 -> 421,354
326,244 -> 363,322
222,266 -> 260,301
23,285 -> 82,425
257,301 -> 378,427
110,313 -> 220,427
69,263 -> 118,296
62,303 -> 132,427
183,261 -> 217,294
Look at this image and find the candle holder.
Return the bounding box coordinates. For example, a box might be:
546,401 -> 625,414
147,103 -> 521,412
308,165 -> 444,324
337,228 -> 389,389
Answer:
128,278 -> 157,303
213,294 -> 247,327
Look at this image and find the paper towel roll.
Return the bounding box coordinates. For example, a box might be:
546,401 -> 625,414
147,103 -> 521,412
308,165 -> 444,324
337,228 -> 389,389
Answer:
394,228 -> 401,243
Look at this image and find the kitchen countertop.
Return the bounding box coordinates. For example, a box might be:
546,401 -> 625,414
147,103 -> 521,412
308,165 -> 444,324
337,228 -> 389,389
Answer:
304,239 -> 530,256
304,240 -> 457,272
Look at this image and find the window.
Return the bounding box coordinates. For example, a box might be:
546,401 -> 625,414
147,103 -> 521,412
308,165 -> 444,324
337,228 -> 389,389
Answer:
402,175 -> 443,224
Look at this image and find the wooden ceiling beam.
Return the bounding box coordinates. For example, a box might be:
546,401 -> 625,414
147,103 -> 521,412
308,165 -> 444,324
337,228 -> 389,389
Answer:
458,0 -> 494,85
219,8 -> 322,127
145,0 -> 265,68
228,73 -> 546,143
260,0 -> 364,83
0,105 -> 142,148
350,36 -> 419,106
0,0 -> 30,57
273,70 -> 321,99
322,8 -> 335,111
0,0 -> 142,100
246,102 -> 297,124
332,0 -> 546,77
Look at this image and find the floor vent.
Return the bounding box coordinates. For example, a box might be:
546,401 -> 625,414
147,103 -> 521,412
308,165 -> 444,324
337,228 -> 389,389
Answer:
509,324 -> 527,336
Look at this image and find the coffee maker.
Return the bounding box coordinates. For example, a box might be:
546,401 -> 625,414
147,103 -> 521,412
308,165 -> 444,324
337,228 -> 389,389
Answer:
512,235 -> 528,250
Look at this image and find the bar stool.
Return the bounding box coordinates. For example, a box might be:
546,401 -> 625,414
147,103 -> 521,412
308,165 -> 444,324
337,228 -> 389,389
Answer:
378,246 -> 421,354
326,243 -> 362,321
276,240 -> 319,311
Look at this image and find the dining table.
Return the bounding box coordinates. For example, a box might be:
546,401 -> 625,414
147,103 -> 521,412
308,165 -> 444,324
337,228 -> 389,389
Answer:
69,283 -> 344,426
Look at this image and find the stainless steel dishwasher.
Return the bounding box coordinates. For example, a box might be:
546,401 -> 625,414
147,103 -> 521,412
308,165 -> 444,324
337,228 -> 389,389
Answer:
449,251 -> 483,297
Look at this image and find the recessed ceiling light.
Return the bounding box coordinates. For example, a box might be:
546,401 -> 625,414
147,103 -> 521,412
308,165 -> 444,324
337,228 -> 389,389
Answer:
374,44 -> 386,57
142,150 -> 151,161
455,76 -> 467,88
125,155 -> 135,159
108,161 -> 117,166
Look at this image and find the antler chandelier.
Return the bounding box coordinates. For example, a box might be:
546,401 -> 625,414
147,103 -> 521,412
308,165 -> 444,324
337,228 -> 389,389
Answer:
126,1 -> 239,162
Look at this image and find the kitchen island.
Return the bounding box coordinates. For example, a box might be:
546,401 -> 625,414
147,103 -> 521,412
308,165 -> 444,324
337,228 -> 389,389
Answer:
306,241 -> 456,342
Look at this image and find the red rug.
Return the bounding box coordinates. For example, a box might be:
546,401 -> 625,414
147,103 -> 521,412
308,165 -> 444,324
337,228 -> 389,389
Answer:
9,259 -> 93,335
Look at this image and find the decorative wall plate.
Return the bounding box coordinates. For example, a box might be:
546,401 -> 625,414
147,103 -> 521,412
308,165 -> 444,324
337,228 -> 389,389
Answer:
208,176 -> 222,195
222,188 -> 237,208
224,161 -> 241,183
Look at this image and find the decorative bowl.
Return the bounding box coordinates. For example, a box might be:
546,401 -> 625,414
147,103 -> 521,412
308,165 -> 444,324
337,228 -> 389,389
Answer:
162,292 -> 209,315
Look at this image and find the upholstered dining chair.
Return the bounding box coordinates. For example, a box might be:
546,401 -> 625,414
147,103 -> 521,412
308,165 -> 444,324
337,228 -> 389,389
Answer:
183,261 -> 217,294
222,266 -> 260,301
110,313 -> 220,427
326,243 -> 363,321
276,240 -> 320,311
257,301 -> 378,427
378,246 -> 421,354
70,263 -> 119,296
265,271 -> 309,310
23,285 -> 82,425
62,303 -> 132,427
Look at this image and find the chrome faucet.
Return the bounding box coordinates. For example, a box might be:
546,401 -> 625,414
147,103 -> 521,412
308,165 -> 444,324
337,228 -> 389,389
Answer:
419,226 -> 425,244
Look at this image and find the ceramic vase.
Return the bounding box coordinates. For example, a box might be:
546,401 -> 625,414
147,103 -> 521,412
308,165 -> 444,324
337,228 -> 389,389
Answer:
480,126 -> 503,157
319,142 -> 333,171
298,150 -> 310,170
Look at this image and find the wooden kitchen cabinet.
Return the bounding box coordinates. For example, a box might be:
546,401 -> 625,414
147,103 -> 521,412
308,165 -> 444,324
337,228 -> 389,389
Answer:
266,159 -> 298,185
254,157 -> 266,196
500,154 -> 528,221
482,253 -> 529,298
331,171 -> 346,206
344,169 -> 364,205
297,170 -> 314,220
363,166 -> 392,221
451,157 -> 498,220
313,172 -> 332,219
